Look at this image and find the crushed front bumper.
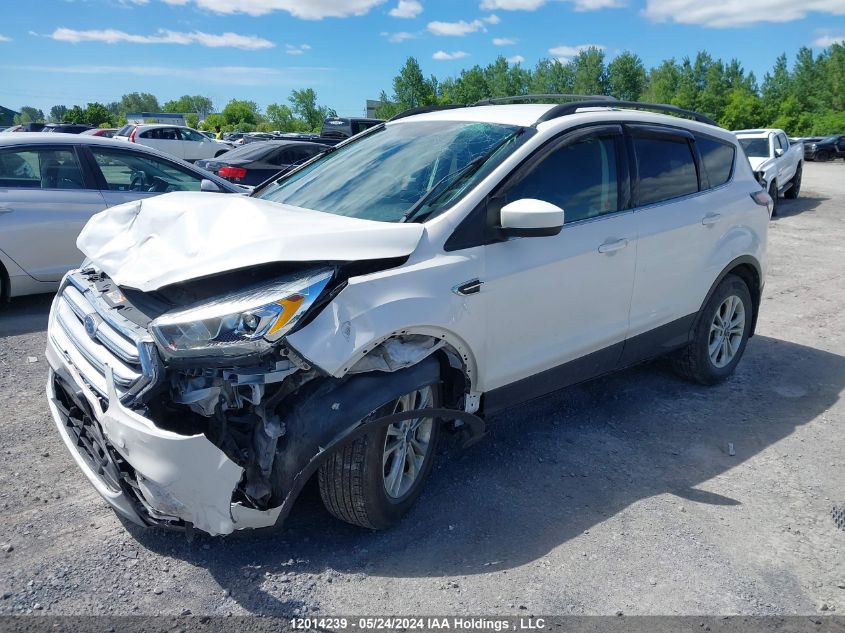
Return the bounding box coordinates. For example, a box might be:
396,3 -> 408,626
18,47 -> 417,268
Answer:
46,325 -> 282,536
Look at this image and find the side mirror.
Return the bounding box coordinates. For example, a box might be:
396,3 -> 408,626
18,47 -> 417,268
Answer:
200,178 -> 222,193
774,148 -> 784,157
500,198 -> 564,237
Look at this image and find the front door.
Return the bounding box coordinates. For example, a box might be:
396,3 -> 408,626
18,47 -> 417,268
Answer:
479,125 -> 637,404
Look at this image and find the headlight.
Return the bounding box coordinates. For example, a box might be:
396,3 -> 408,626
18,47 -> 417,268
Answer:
150,268 -> 333,358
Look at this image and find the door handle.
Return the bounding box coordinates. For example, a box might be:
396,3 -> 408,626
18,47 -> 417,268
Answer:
0,205 -> 12,215
701,213 -> 721,226
453,279 -> 483,296
597,238 -> 628,254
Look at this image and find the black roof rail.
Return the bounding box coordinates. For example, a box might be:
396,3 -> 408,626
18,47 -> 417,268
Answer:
472,94 -> 616,106
534,100 -> 718,126
388,104 -> 466,121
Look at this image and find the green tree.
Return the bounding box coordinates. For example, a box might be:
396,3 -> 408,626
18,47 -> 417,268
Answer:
49,105 -> 68,123
185,113 -> 199,129
483,56 -> 530,98
118,92 -> 160,115
289,88 -> 336,132
607,51 -> 646,101
571,47 -> 608,95
719,88 -> 762,130
643,58 -> 680,103
64,105 -> 86,124
163,95 -> 214,119
450,66 -> 491,104
393,57 -> 438,108
824,43 -> 845,111
83,102 -> 112,127
199,113 -> 227,132
529,59 -> 575,94
14,106 -> 45,124
760,54 -> 791,123
266,103 -> 309,132
221,99 -> 261,127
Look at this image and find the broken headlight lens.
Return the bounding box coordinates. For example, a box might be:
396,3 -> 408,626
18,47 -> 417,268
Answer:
150,268 -> 333,357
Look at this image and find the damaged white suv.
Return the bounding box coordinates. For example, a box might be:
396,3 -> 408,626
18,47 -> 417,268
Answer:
46,98 -> 771,536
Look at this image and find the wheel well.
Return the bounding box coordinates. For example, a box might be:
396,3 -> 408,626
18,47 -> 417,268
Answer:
0,259 -> 9,303
727,263 -> 761,336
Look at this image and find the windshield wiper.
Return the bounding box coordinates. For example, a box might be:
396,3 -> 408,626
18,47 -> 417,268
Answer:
401,127 -> 524,224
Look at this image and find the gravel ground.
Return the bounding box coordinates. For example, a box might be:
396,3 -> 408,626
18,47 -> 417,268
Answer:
0,161 -> 844,618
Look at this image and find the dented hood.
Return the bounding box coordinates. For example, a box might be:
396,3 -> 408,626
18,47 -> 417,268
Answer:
77,192 -> 425,291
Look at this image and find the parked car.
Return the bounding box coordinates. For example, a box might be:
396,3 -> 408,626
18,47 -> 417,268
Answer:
320,116 -> 383,140
195,140 -> 329,186
734,128 -> 802,215
0,133 -> 241,300
234,132 -> 278,146
804,134 -> 845,161
114,124 -> 231,162
45,99 -> 770,536
43,123 -> 95,134
81,128 -> 118,138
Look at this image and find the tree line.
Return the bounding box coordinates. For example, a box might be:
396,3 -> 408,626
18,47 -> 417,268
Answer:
13,89 -> 336,134
376,43 -> 845,135
12,42 -> 844,136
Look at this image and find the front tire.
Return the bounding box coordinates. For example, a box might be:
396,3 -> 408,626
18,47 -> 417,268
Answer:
672,274 -> 753,385
816,150 -> 832,162
784,164 -> 801,199
768,181 -> 778,216
318,385 -> 440,529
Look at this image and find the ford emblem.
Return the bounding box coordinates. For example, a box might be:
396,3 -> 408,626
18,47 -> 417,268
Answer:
84,314 -> 99,339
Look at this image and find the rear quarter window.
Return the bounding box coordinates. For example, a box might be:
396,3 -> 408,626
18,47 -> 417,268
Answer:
696,136 -> 735,188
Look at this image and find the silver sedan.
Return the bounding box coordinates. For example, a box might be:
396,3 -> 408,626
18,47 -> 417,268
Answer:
0,133 -> 242,300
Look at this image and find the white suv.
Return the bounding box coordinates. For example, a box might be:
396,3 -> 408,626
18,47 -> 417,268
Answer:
115,123 -> 230,162
46,98 -> 770,536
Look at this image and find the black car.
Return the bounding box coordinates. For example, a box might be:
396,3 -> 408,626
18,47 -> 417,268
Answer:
320,116 -> 383,140
195,140 -> 329,186
43,123 -> 95,134
804,135 -> 845,161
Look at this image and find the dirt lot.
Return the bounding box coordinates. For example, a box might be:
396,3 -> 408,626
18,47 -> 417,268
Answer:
1,161 -> 843,618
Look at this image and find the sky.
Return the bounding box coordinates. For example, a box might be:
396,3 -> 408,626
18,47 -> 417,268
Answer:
1,0 -> 844,118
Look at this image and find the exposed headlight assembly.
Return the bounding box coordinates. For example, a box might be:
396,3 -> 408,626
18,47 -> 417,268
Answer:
150,268 -> 333,358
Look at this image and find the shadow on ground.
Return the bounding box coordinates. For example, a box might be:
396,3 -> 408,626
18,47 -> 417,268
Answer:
0,293 -> 53,337
773,194 -> 827,219
126,334 -> 845,615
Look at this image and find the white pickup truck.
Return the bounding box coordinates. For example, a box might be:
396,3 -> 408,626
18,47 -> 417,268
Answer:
734,129 -> 803,215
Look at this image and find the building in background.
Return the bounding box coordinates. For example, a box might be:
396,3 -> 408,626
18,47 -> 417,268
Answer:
366,100 -> 383,118
125,112 -> 188,125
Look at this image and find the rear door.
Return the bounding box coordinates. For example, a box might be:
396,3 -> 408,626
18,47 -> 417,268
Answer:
138,127 -> 184,159
177,127 -> 212,161
624,125 -> 737,360
0,145 -> 107,281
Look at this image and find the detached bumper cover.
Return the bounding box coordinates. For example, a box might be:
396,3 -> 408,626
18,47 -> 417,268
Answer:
45,336 -> 282,536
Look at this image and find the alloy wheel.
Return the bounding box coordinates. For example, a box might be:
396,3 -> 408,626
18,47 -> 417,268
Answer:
708,295 -> 746,368
382,387 -> 435,500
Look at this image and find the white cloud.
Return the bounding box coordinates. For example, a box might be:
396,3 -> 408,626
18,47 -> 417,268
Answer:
493,37 -> 516,45
428,18 -> 492,36
480,0 -> 624,10
548,43 -> 604,61
389,0 -> 422,18
0,35 -> 12,42
381,30 -> 418,42
506,54 -> 525,63
432,50 -> 469,60
49,27 -> 274,49
813,33 -> 845,46
643,0 -> 845,27
285,43 -> 311,55
3,64 -> 331,86
483,13 -> 501,23
163,0 -> 386,19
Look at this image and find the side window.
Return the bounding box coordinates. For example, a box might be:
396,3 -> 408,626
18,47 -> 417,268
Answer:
90,148 -> 204,192
633,136 -> 698,206
0,148 -> 85,189
504,134 -> 620,224
778,133 -> 789,149
695,136 -> 735,188
773,134 -> 783,151
179,128 -> 206,142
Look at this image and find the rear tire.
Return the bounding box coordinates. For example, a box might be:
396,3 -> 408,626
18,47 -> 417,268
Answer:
671,274 -> 753,385
784,164 -> 801,199
318,385 -> 441,529
816,150 -> 832,162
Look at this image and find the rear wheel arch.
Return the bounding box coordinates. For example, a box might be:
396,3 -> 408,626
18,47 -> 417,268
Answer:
0,259 -> 9,303
698,257 -> 762,337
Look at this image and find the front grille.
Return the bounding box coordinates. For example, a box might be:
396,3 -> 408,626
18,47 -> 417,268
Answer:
49,272 -> 159,403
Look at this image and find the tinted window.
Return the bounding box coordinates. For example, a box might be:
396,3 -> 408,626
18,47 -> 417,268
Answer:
117,125 -> 135,137
738,138 -> 769,158
141,128 -> 179,140
0,148 -> 85,189
696,136 -> 735,188
505,134 -> 620,224
634,136 -> 698,206
179,128 -> 207,142
90,148 -> 204,192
